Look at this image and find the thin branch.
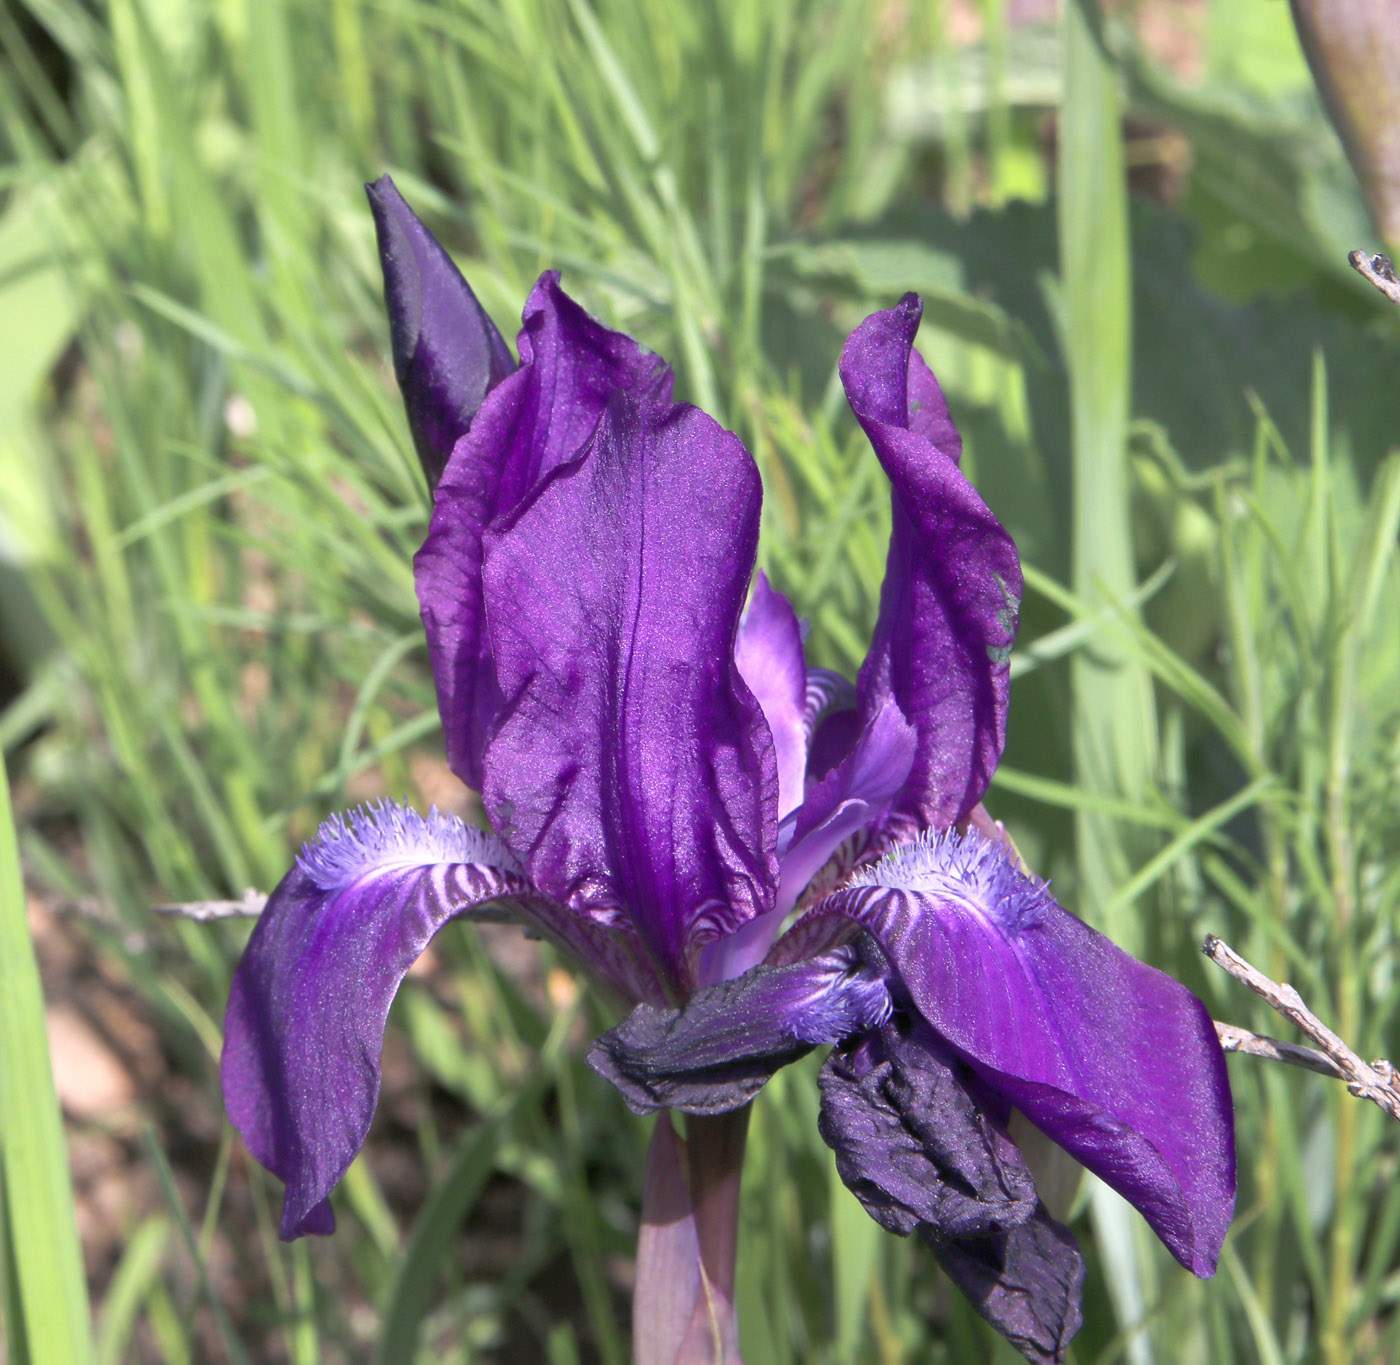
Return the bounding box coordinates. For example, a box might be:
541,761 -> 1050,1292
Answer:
1213,1021 -> 1343,1079
1348,250 -> 1400,307
154,889 -> 267,921
1204,935 -> 1400,1122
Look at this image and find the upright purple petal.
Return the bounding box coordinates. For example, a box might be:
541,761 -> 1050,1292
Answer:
842,297 -> 1021,827
800,829 -> 1236,1276
366,176 -> 515,489
414,274 -> 672,789
734,572 -> 807,822
481,393 -> 777,991
223,803 -> 560,1238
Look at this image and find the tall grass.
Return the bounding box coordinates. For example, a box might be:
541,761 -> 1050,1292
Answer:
2,0 -> 1399,1360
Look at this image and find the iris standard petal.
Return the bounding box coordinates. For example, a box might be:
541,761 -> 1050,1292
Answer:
734,570 -> 808,823
222,803 -> 550,1239
842,295 -> 1022,827
588,948 -> 891,1115
366,176 -> 515,489
414,273 -> 672,789
481,391 -> 777,990
805,829 -> 1236,1276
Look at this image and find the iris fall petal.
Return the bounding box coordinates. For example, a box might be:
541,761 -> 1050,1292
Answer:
809,829 -> 1236,1275
222,804 -> 538,1238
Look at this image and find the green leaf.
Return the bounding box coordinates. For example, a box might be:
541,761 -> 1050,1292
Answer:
0,752 -> 92,1363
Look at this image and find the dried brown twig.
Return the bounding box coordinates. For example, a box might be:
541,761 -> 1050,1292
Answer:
154,889 -> 267,922
1348,250 -> 1400,307
1204,935 -> 1400,1122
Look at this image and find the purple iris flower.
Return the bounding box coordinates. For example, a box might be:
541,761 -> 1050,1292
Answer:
220,176 -> 1235,1364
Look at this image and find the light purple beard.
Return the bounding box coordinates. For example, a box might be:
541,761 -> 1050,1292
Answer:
295,799 -> 517,890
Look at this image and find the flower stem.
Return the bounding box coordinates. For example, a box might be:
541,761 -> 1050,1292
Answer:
686,1108 -> 750,1314
634,1108 -> 751,1365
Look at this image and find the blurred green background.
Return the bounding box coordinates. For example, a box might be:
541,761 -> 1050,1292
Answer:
2,0 -> 1399,1361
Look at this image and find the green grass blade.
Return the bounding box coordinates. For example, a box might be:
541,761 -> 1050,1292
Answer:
1059,2 -> 1159,1356
0,752 -> 92,1363
95,1216 -> 169,1365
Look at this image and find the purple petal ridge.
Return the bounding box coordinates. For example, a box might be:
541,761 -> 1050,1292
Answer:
734,571 -> 808,822
414,273 -> 672,789
366,176 -> 515,489
481,392 -> 777,992
778,696 -> 916,913
842,296 -> 1022,827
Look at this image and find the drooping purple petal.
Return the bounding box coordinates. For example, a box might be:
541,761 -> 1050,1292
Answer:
366,176 -> 515,489
223,803 -> 564,1239
924,1208 -> 1085,1365
589,947 -> 890,1116
734,571 -> 807,823
842,296 -> 1021,828
800,829 -> 1236,1276
817,1015 -> 1036,1239
482,392 -> 777,991
414,272 -> 673,790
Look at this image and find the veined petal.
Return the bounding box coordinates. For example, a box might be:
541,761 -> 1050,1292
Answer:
588,947 -> 891,1115
366,177 -> 515,489
842,296 -> 1021,827
221,801 -> 650,1240
414,272 -> 672,789
804,828 -> 1236,1276
482,393 -> 777,991
734,571 -> 807,823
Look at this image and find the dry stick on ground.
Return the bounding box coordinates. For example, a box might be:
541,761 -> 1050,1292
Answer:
1204,936 -> 1400,1122
1349,250 -> 1400,306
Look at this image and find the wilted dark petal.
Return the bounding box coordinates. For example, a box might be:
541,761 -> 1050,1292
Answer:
734,571 -> 807,823
588,949 -> 890,1116
818,1015 -> 1036,1238
483,393 -> 777,991
223,803 -> 555,1239
809,829 -> 1236,1276
414,273 -> 672,789
366,176 -> 515,489
841,296 -> 1021,827
925,1205 -> 1085,1365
